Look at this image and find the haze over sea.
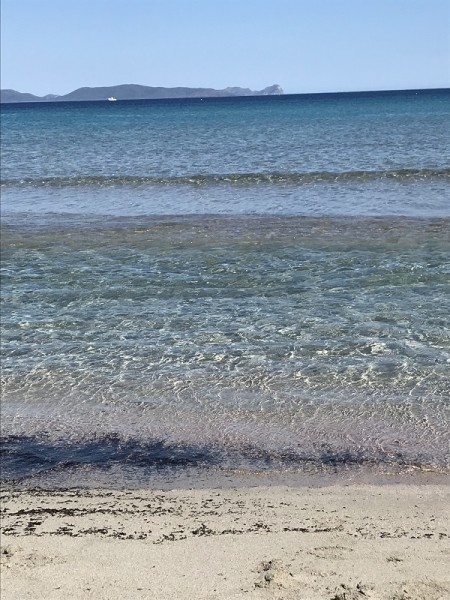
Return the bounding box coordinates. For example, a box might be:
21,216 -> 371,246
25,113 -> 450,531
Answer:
1,90 -> 449,488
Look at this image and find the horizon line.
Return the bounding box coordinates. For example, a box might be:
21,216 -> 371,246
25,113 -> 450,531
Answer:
1,85 -> 449,105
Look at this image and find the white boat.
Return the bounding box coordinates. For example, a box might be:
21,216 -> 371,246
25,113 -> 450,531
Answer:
107,96 -> 117,102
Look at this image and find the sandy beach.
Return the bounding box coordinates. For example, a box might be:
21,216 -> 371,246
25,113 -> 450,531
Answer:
1,482 -> 449,600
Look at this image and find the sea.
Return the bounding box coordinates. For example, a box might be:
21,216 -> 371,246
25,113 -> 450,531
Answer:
1,89 -> 449,488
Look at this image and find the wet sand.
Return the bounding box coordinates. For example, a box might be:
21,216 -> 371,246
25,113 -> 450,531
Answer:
1,483 -> 449,599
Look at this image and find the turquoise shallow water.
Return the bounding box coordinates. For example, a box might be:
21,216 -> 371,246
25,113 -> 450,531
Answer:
1,90 -> 449,486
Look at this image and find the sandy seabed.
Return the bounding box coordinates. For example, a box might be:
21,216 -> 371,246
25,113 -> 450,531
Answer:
1,483 -> 449,600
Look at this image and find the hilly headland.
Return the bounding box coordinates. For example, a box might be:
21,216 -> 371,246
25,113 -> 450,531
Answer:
0,83 -> 283,103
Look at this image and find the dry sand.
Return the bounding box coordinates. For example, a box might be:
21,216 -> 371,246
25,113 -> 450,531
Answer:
1,483 -> 449,599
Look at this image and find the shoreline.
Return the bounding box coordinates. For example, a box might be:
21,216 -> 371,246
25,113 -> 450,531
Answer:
2,465 -> 450,492
2,482 -> 449,599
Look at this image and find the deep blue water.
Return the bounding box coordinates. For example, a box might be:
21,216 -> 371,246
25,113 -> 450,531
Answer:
1,90 -> 449,487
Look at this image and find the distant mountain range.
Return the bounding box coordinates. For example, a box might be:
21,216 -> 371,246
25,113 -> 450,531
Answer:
0,84 -> 283,103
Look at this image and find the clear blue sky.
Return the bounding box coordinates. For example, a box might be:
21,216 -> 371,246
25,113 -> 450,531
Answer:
1,0 -> 449,96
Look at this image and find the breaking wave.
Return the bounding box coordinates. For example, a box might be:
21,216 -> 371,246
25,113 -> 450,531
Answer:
2,167 -> 450,188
